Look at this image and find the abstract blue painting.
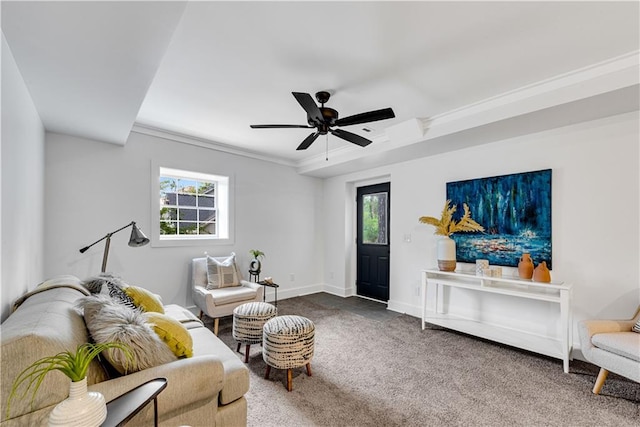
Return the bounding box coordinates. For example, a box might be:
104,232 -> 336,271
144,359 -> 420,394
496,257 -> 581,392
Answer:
446,169 -> 552,268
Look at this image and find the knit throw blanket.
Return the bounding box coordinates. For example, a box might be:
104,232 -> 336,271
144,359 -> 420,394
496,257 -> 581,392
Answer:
12,275 -> 90,312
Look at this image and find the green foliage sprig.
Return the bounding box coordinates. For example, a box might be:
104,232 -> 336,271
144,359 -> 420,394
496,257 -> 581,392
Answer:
419,199 -> 485,237
249,249 -> 265,260
6,342 -> 132,418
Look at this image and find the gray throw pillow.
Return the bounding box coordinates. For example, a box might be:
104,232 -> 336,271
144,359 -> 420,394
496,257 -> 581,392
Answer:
81,276 -> 106,294
206,253 -> 242,289
77,295 -> 177,375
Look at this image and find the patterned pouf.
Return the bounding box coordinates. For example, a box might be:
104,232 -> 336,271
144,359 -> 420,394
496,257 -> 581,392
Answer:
232,302 -> 277,363
262,315 -> 315,391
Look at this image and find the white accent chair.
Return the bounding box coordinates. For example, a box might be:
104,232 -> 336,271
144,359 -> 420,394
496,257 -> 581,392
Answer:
578,306 -> 640,394
191,255 -> 263,335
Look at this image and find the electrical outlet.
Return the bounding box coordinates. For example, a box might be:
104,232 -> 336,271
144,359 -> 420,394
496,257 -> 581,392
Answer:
290,273 -> 295,281
330,271 -> 334,279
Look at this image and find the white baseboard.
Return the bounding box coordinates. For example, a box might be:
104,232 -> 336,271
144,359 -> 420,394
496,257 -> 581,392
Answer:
277,283 -> 324,300
323,283 -> 356,297
387,299 -> 421,317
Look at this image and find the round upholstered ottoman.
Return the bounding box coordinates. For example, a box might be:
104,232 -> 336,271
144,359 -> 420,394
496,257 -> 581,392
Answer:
262,315 -> 315,391
232,302 -> 277,363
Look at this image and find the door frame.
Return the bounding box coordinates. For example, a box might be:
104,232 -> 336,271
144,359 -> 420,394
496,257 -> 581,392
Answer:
356,182 -> 390,301
347,176 -> 391,298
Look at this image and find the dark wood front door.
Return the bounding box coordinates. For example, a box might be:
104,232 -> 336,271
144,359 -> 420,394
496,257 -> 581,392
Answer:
356,183 -> 390,302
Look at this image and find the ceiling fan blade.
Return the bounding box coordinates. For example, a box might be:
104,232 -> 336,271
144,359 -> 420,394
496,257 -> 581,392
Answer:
331,129 -> 372,147
334,107 -> 395,127
296,131 -> 320,150
292,92 -> 324,124
250,124 -> 314,129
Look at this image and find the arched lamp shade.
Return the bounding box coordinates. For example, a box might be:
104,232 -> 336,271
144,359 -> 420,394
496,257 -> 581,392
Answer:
79,221 -> 149,272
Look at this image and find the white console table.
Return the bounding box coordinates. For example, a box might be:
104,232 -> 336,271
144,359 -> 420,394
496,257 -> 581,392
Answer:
421,268 -> 573,373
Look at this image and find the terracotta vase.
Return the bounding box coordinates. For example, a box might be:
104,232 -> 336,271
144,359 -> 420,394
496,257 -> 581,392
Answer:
437,236 -> 456,271
533,261 -> 551,283
518,253 -> 534,279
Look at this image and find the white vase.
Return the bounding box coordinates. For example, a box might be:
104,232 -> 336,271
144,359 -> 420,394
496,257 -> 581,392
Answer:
48,377 -> 106,427
437,236 -> 456,271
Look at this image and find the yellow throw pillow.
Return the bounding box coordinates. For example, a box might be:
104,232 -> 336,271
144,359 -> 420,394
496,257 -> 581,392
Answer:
123,286 -> 164,313
144,312 -> 193,358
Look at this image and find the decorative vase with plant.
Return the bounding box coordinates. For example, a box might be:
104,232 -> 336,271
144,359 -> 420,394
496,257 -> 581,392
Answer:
248,249 -> 265,278
419,200 -> 485,271
7,342 -> 132,427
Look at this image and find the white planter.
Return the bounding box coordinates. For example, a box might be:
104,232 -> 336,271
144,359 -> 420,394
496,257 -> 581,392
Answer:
437,236 -> 456,271
48,377 -> 106,427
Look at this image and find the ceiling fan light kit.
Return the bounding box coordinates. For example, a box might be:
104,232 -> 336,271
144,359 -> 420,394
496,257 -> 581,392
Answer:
250,91 -> 395,151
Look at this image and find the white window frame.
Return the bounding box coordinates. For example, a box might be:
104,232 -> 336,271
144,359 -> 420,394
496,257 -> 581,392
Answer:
151,161 -> 234,247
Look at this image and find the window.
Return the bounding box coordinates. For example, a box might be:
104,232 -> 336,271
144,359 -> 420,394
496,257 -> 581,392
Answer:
152,164 -> 232,246
362,192 -> 388,245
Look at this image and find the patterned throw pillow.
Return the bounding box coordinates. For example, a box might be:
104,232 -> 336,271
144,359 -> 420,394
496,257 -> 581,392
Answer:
633,318 -> 640,334
107,283 -> 137,309
82,273 -> 128,295
206,253 -> 241,289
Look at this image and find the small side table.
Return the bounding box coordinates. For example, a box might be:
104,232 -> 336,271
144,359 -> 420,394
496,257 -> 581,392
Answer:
258,281 -> 279,307
102,378 -> 167,427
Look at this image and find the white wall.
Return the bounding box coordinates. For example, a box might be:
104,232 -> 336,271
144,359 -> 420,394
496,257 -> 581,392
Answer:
44,131 -> 324,308
322,112 -> 639,349
0,33 -> 45,322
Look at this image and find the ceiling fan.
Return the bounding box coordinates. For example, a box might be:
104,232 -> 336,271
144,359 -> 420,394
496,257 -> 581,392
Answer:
250,91 -> 395,150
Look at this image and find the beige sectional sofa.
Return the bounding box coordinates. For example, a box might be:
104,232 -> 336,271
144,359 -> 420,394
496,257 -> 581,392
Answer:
0,276 -> 248,426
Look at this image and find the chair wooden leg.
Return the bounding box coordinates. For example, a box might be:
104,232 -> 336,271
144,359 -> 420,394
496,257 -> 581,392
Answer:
213,318 -> 219,336
287,369 -> 293,392
306,363 -> 312,377
236,343 -> 241,353
264,365 -> 271,379
593,368 -> 609,394
198,310 -> 204,320
244,344 -> 251,363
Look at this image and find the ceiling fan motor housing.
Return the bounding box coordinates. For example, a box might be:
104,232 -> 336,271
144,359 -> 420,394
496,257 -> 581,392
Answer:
307,107 -> 338,128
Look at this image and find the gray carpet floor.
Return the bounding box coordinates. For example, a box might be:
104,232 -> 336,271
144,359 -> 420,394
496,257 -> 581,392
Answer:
207,293 -> 639,427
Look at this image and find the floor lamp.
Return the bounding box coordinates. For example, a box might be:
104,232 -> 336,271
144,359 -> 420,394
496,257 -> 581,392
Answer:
79,221 -> 150,273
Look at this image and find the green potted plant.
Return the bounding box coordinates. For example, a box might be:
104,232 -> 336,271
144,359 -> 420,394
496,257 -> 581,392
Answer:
7,342 -> 132,426
419,200 -> 484,271
248,249 -> 265,278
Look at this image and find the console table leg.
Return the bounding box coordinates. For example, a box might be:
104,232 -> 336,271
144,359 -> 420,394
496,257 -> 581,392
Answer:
421,273 -> 427,330
560,289 -> 570,373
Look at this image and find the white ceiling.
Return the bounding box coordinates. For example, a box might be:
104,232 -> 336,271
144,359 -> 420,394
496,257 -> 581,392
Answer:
2,1 -> 639,176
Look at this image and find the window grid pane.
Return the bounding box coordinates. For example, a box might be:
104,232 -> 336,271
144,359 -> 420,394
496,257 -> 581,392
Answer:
160,175 -> 217,237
